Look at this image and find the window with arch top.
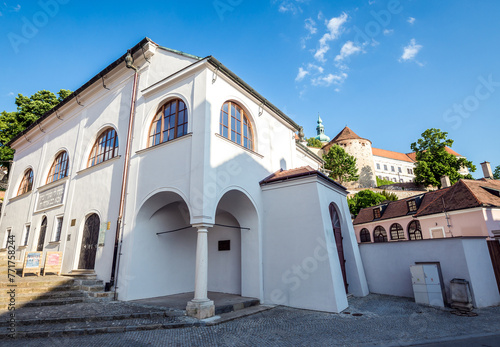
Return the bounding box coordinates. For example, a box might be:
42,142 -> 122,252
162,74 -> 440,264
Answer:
360,228 -> 371,242
373,226 -> 388,243
219,101 -> 253,150
88,128 -> 119,167
390,223 -> 405,240
149,98 -> 188,147
47,151 -> 69,184
17,168 -> 34,196
408,220 -> 423,240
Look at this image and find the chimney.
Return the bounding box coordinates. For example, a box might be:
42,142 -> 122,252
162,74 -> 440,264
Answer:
481,161 -> 493,179
440,175 -> 451,188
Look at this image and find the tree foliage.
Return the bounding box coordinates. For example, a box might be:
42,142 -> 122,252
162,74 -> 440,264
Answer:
0,89 -> 71,165
410,128 -> 475,188
348,189 -> 398,217
306,137 -> 323,148
494,165 -> 500,180
323,144 -> 359,184
376,177 -> 396,186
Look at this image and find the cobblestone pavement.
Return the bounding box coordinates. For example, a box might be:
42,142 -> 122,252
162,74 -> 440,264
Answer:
4,294 -> 500,346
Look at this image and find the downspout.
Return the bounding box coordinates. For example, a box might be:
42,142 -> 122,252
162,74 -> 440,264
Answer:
106,50 -> 139,298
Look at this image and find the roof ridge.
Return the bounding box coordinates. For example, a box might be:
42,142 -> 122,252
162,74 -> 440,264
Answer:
460,179 -> 483,206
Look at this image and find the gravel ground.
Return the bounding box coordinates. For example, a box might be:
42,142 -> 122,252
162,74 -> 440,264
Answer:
3,294 -> 500,346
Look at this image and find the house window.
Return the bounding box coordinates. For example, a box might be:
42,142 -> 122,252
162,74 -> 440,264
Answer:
390,223 -> 405,240
22,225 -> 30,246
17,168 -> 34,196
360,228 -> 371,242
384,165 -> 387,171
391,166 -> 395,172
398,167 -> 402,173
408,220 -> 423,240
149,99 -> 188,147
373,207 -> 381,219
220,101 -> 254,150
376,163 -> 380,170
407,199 -> 417,212
399,179 -> 403,183
373,226 -> 387,242
88,128 -> 119,167
47,151 -> 69,184
53,216 -> 63,242
3,229 -> 11,248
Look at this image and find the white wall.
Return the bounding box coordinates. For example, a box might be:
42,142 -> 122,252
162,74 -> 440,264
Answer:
359,237 -> 500,308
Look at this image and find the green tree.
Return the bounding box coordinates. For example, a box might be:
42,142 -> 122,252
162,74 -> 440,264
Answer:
348,189 -> 397,217
493,164 -> 500,179
0,89 -> 71,165
376,177 -> 396,186
306,137 -> 322,148
410,128 -> 475,188
323,144 -> 359,184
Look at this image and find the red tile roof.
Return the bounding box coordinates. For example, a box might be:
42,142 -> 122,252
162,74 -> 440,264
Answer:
328,126 -> 368,143
353,179 -> 500,224
372,148 -> 414,163
405,147 -> 462,162
259,166 -> 346,190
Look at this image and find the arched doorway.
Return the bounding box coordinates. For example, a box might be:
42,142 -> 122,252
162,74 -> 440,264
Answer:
329,203 -> 348,293
78,213 -> 100,270
37,216 -> 47,251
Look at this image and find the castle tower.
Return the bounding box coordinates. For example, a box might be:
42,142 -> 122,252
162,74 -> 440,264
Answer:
315,115 -> 330,143
323,126 -> 377,188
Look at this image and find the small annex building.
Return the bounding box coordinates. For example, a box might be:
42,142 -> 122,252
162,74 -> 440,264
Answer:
0,38 -> 368,318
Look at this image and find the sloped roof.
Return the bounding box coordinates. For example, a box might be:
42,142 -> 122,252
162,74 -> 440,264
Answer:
372,148 -> 414,163
405,147 -> 462,161
329,126 -> 368,143
353,179 -> 500,224
259,166 -> 346,190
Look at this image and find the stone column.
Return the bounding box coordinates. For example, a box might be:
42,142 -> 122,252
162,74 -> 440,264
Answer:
186,224 -> 215,319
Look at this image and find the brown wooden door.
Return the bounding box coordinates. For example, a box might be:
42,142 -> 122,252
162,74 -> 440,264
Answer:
37,217 -> 47,252
329,203 -> 348,293
78,214 -> 100,270
487,240 -> 500,294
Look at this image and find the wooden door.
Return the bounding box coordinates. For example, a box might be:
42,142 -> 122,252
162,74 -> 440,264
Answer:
487,240 -> 500,294
78,214 -> 100,270
37,217 -> 47,252
329,203 -> 348,293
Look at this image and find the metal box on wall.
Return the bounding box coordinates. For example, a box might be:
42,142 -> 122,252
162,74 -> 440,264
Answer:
410,264 -> 445,307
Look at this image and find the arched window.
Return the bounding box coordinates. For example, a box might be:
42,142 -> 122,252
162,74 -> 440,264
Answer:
17,169 -> 34,195
360,228 -> 371,242
390,223 -> 405,240
47,151 -> 69,184
373,226 -> 388,243
219,101 -> 253,150
408,220 -> 423,240
88,128 -> 119,167
149,99 -> 188,147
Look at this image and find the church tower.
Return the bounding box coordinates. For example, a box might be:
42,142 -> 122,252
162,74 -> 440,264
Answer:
315,115 -> 330,143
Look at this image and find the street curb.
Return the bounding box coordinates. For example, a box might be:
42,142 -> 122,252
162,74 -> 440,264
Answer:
360,331 -> 500,346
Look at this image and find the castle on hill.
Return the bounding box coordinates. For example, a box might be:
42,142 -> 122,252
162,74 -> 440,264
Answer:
306,116 -> 468,188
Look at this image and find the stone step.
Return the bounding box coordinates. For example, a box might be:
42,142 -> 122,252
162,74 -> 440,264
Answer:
73,279 -> 103,286
84,291 -> 114,301
0,290 -> 84,304
215,298 -> 260,315
0,284 -> 79,294
79,284 -> 105,292
0,278 -> 75,289
0,297 -> 85,311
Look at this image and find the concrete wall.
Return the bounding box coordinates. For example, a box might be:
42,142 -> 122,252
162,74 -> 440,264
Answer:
359,237 -> 500,308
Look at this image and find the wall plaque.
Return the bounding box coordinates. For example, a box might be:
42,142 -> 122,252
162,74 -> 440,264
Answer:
37,183 -> 65,211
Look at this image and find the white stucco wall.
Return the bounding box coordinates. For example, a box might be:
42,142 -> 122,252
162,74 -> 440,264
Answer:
359,237 -> 500,308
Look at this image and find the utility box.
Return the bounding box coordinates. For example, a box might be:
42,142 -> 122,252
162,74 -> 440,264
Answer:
450,278 -> 473,311
410,264 -> 445,307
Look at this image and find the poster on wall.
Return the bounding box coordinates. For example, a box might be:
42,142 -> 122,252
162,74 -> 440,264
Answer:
98,222 -> 108,246
22,251 -> 42,277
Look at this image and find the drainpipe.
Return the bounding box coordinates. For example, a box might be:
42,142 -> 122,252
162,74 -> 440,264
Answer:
106,50 -> 139,298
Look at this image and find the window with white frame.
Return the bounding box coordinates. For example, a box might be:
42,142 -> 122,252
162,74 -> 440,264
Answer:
22,224 -> 31,246
3,229 -> 11,249
53,216 -> 63,242
376,163 -> 380,170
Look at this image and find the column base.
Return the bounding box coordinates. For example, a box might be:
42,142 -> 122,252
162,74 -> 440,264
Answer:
186,300 -> 215,319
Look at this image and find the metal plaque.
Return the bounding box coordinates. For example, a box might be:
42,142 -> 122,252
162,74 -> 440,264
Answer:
36,183 -> 65,211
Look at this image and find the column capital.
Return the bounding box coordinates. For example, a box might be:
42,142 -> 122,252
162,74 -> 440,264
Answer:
192,223 -> 213,231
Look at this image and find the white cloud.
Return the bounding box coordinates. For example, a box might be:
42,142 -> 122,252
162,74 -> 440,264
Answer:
7,92 -> 14,97
311,72 -> 348,87
307,63 -> 324,74
383,29 -> 394,35
276,0 -> 309,14
314,12 -> 348,62
400,38 -> 423,62
304,18 -> 317,35
368,0 -> 376,4
407,17 -> 416,25
335,41 -> 362,62
12,4 -> 21,12
295,67 -> 309,82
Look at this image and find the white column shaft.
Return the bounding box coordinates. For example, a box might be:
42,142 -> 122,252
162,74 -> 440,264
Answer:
194,227 -> 209,301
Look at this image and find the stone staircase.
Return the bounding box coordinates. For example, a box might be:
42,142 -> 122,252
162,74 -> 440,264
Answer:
0,251 -> 113,313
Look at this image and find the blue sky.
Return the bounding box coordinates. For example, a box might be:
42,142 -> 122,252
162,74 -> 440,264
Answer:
1,0 -> 499,177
